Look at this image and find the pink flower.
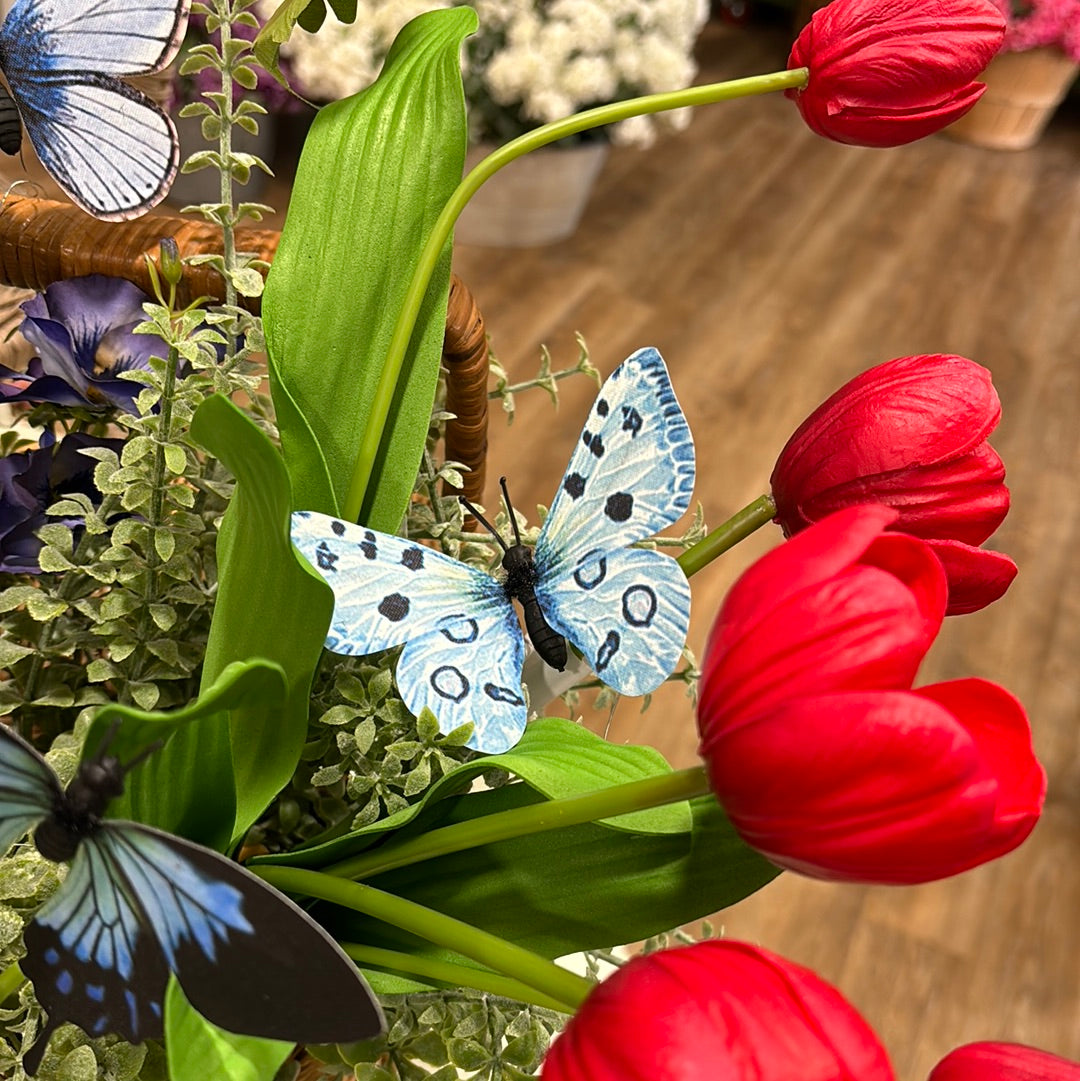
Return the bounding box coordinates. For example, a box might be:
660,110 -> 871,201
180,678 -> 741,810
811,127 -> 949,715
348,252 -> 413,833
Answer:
786,0 -> 1006,146
697,506 -> 1045,884
770,354 -> 1016,615
930,1042 -> 1080,1080
541,940 -> 895,1081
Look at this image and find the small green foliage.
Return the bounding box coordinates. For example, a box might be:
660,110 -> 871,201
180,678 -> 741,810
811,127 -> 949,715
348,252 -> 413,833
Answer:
488,335 -> 601,424
321,993 -> 563,1081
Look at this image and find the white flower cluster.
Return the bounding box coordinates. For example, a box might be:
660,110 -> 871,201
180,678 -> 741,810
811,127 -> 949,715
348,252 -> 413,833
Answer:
257,0 -> 708,147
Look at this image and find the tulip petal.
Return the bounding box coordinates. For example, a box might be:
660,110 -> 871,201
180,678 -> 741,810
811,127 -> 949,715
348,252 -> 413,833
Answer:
914,679 -> 1045,849
930,1041 -> 1080,1081
542,941 -> 896,1081
787,0 -> 1005,147
706,686 -> 1041,884
927,540 -> 1018,615
772,356 -> 1001,507
701,510 -> 946,727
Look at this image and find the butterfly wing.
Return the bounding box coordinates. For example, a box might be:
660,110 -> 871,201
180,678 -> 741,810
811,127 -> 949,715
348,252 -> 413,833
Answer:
534,347 -> 695,695
0,0 -> 189,219
292,511 -> 527,752
536,547 -> 691,697
22,821 -> 382,1074
0,724 -> 60,857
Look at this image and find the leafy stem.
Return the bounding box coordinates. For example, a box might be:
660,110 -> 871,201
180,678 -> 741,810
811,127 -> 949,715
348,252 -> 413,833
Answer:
250,867 -> 593,1012
339,944 -> 570,1013
344,68 -> 810,522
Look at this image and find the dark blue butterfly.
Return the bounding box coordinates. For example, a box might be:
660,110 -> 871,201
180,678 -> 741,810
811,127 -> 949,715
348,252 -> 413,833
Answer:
0,722 -> 383,1074
0,0 -> 190,219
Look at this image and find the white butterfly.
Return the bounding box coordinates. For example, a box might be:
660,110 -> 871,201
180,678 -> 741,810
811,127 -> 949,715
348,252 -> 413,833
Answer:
0,0 -> 190,220
291,347 -> 695,754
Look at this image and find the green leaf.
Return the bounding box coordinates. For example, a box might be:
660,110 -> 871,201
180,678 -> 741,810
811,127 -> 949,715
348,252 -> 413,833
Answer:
256,719 -> 691,872
0,638 -> 33,667
165,978 -> 292,1081
190,394 -> 335,847
328,792 -> 779,975
85,659 -> 287,843
262,7 -> 474,528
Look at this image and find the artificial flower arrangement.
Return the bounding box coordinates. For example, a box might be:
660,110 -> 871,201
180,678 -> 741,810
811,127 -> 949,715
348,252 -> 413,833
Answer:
989,0 -> 1080,59
254,0 -> 709,147
0,1 -> 1072,1081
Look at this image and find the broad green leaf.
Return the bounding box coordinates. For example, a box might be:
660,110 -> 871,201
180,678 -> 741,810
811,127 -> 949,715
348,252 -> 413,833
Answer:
88,660 -> 285,844
86,659 -> 287,767
324,789 -> 779,982
165,978 -> 292,1081
254,717 -> 692,871
190,394 -> 336,847
262,7 -> 474,528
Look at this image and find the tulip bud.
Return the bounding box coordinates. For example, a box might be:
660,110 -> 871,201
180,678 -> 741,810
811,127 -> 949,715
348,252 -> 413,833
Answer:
542,941 -> 896,1081
697,506 -> 1045,885
771,355 -> 1016,615
930,1042 -> 1080,1081
786,0 -> 1006,147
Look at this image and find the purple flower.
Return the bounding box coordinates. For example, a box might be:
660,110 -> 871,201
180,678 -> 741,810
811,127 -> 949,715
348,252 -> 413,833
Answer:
0,275 -> 166,413
0,432 -> 123,574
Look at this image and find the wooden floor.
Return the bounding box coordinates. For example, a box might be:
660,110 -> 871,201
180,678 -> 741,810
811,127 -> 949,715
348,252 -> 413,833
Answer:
451,20 -> 1080,1081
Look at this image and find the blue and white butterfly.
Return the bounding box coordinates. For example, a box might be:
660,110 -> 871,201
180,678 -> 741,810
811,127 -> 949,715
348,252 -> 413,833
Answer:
292,347 -> 695,755
0,723 -> 383,1075
0,0 -> 190,220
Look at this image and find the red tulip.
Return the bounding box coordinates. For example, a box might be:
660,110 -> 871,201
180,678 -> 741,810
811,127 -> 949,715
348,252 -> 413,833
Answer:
541,940 -> 895,1081
930,1042 -> 1080,1080
786,0 -> 1005,147
698,506 -> 1045,884
771,354 -> 1017,615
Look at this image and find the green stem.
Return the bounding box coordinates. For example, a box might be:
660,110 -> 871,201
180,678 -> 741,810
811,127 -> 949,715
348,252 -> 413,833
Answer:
0,962 -> 24,1004
343,67 -> 809,522
218,2 -> 238,330
678,493 -> 776,578
322,766 -> 710,881
252,867 -> 592,1012
340,944 -> 570,1013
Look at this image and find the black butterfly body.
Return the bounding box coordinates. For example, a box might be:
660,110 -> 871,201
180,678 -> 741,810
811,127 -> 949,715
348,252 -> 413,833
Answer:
0,723 -> 383,1074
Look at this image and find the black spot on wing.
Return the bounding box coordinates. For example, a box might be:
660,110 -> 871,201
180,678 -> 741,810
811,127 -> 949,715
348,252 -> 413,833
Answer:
622,585 -> 657,627
401,547 -> 424,571
596,398 -> 609,417
564,473 -> 586,500
432,666 -> 469,703
484,683 -> 525,706
378,593 -> 410,621
331,520 -> 346,536
573,553 -> 607,590
440,617 -> 479,644
360,531 -> 378,560
621,405 -> 643,436
315,542 -> 339,572
604,492 -> 633,522
596,630 -> 621,673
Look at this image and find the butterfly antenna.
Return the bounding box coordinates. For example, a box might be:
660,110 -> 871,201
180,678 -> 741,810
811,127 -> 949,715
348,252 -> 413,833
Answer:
499,477 -> 525,546
120,740 -> 165,776
94,718 -> 123,759
458,495 -> 508,553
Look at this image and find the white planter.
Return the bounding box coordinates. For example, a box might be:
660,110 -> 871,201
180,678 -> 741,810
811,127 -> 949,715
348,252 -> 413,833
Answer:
455,141 -> 609,248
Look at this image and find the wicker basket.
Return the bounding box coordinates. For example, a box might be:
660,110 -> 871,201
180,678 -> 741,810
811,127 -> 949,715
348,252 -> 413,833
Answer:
0,196 -> 489,512
945,47 -> 1080,150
